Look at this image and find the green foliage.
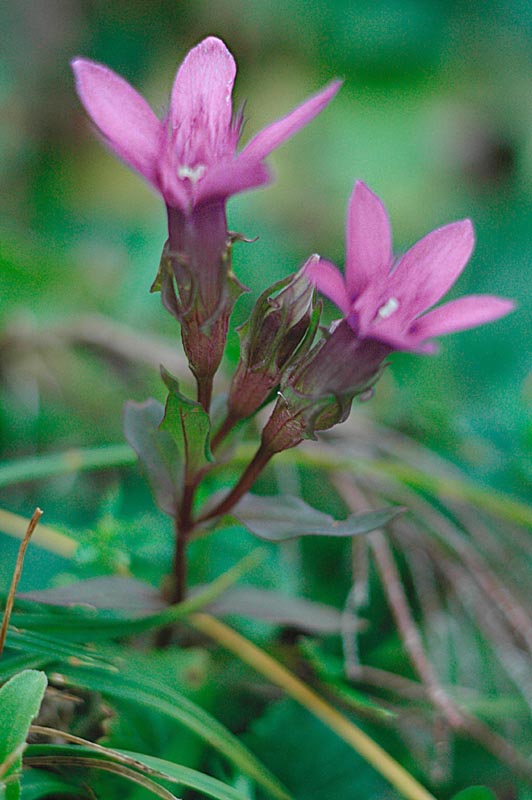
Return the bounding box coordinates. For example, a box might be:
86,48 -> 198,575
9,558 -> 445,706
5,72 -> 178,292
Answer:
56,665 -> 291,800
451,789 -> 497,800
2,3 -> 532,798
247,700 -> 391,800
20,769 -> 79,800
0,671 -> 47,800
24,744 -> 251,800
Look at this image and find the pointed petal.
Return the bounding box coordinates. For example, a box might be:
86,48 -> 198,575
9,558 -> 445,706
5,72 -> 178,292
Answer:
390,219 -> 475,318
72,58 -> 161,185
306,257 -> 350,315
194,157 -> 270,205
241,80 -> 342,162
170,37 -> 236,158
345,181 -> 392,299
410,295 -> 515,340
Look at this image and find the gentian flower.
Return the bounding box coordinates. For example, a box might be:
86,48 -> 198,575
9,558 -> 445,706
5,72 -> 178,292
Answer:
72,37 -> 340,407
261,185 -> 514,454
306,180 -> 514,353
71,36 -> 340,213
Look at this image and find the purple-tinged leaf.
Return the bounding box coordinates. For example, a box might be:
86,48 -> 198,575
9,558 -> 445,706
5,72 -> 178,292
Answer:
232,494 -> 403,541
19,577 -> 165,615
123,399 -> 181,516
204,587 -> 341,634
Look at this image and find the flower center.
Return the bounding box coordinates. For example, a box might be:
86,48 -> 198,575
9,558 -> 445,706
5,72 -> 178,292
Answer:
376,297 -> 399,320
178,164 -> 206,184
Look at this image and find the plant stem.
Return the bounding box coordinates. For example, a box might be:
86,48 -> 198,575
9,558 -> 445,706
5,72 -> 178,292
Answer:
0,508 -> 43,658
200,442 -> 273,522
210,410 -> 240,452
157,481 -> 197,647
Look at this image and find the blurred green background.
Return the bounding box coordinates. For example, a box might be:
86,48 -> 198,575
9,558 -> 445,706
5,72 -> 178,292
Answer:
1,0 -> 530,499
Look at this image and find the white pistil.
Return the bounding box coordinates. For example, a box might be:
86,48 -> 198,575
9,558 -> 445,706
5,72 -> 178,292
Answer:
376,297 -> 399,320
178,164 -> 206,184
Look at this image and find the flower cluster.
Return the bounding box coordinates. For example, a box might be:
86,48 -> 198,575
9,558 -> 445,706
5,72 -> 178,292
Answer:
73,35 -> 513,472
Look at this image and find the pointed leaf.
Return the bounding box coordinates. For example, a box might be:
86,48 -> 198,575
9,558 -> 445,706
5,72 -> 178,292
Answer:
232,494 -> 403,542
205,587 -> 341,634
24,744 -> 249,800
160,369 -> 213,478
20,768 -> 79,800
4,628 -> 114,670
123,399 -> 182,516
0,670 -> 47,800
19,577 -> 165,615
56,667 -> 291,800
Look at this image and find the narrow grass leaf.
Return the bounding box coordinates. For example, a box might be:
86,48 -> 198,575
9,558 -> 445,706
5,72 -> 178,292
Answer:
53,666 -> 292,800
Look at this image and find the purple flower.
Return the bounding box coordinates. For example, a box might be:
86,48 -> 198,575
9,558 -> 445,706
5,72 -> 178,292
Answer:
71,36 -> 340,212
306,181 -> 514,353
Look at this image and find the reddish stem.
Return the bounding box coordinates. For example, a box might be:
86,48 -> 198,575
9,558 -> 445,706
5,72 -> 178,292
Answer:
200,442 -> 273,522
210,410 -> 240,453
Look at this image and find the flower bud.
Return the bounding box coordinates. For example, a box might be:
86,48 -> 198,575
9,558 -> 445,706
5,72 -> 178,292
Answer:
226,258 -> 319,420
261,319 -> 390,454
152,203 -> 247,387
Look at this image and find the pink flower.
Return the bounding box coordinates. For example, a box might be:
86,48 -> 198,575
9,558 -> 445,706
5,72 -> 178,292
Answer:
306,181 -> 514,353
71,36 -> 340,212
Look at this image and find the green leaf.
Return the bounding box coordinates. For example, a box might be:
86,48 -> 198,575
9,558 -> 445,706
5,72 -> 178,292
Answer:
0,654 -> 48,685
247,699 -> 389,800
451,789 -> 498,800
0,670 -> 47,800
20,768 -> 80,799
123,399 -> 182,516
25,744 -> 248,800
4,628 -> 115,670
160,368 -> 213,479
23,745 -> 177,799
232,494 -> 403,541
55,667 -> 291,800
119,749 -> 248,800
299,640 -> 394,721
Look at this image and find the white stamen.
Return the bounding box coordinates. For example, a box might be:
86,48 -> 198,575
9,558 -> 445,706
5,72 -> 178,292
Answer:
178,164 -> 206,184
376,297 -> 399,319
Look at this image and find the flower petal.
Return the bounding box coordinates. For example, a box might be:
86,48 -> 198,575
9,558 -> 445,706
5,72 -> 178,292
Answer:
72,57 -> 161,185
390,219 -> 475,318
241,80 -> 342,162
305,257 -> 351,315
194,157 -> 271,206
345,181 -> 392,300
170,37 -> 236,162
410,295 -> 515,340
